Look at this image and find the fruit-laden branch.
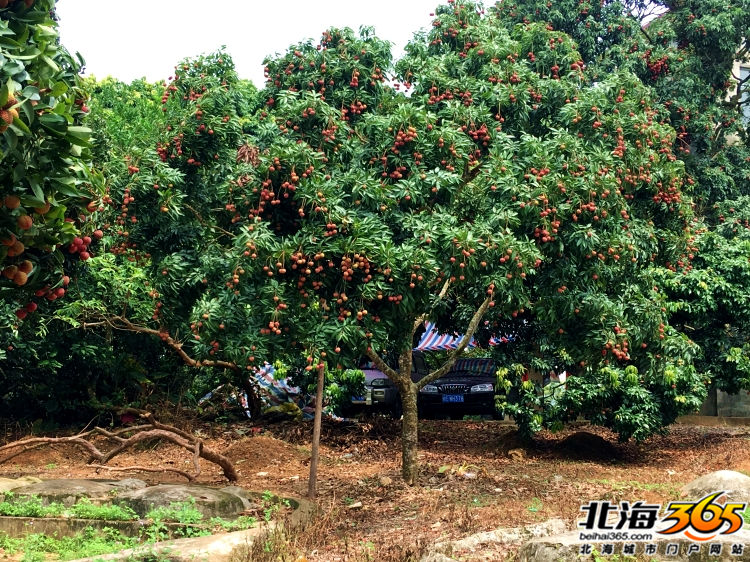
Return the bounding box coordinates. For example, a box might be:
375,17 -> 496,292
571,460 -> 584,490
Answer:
183,203 -> 235,238
417,295 -> 493,389
0,411 -> 238,482
82,314 -> 262,418
85,315 -> 240,371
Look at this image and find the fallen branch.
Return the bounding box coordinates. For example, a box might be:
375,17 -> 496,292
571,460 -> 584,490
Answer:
88,464 -> 195,481
0,410 -> 238,482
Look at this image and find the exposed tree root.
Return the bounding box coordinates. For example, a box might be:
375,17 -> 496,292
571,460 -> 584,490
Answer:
0,411 -> 238,482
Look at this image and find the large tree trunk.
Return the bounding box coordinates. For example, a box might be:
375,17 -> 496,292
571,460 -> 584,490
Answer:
400,382 -> 420,485
396,349 -> 419,484
365,298 -> 490,484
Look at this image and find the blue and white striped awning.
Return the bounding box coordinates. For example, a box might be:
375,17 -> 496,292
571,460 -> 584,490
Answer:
415,322 -> 510,351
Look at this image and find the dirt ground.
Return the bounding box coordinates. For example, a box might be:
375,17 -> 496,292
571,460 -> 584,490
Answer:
2,416 -> 750,561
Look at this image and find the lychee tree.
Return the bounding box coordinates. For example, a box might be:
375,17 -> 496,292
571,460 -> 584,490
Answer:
390,2 -> 702,446
0,0 -> 101,318
493,0 -> 750,206
84,4 -> 705,483
158,11 -> 696,481
487,0 -> 749,426
655,198 -> 750,396
65,53 -> 276,415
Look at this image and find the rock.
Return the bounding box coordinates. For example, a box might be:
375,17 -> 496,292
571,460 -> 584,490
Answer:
461,471 -> 477,480
519,528 -> 750,561
14,479 -> 123,506
346,501 -> 363,510
255,471 -> 269,477
110,479 -> 147,492
440,518 -> 567,552
116,484 -> 244,519
0,476 -> 41,493
379,476 -> 393,487
219,486 -> 264,512
419,553 -> 457,562
682,470 -> 750,504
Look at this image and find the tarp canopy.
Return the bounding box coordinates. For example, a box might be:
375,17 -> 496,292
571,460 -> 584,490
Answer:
415,322 -> 510,351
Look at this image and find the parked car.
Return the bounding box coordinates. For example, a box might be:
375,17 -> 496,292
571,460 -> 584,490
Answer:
349,351 -> 428,417
417,358 -> 502,419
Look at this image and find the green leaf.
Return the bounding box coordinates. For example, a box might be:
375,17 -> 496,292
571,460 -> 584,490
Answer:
5,48 -> 41,61
34,24 -> 57,38
50,81 -> 67,97
50,178 -> 83,197
20,193 -> 46,207
65,125 -> 92,146
40,55 -> 59,72
21,85 -> 39,101
29,178 -> 44,203
10,116 -> 30,135
39,112 -> 67,134
0,21 -> 14,37
0,36 -> 22,49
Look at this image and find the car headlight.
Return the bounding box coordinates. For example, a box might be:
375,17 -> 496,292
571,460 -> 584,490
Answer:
470,383 -> 494,392
371,378 -> 388,387
420,384 -> 439,393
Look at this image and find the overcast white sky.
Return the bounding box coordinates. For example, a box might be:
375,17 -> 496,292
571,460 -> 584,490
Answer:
56,1 -> 441,87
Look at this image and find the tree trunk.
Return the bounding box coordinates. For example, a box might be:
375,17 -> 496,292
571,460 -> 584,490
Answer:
400,382 -> 420,485
240,378 -> 263,420
307,364 -> 325,499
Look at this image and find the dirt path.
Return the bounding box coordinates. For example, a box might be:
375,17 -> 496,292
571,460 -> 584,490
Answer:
2,418 -> 749,561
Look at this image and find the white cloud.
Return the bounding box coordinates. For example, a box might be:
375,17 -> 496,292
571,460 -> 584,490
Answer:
56,0 -> 441,86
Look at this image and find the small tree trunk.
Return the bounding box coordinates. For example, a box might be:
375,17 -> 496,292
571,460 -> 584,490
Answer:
240,378 -> 263,419
400,382 -> 419,485
307,364 -> 326,499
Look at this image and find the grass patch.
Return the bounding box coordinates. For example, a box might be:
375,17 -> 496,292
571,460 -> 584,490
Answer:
0,493 -> 293,559
586,479 -> 683,497
0,492 -> 65,518
0,526 -> 138,561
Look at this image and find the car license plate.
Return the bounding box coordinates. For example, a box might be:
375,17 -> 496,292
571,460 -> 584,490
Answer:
442,394 -> 464,403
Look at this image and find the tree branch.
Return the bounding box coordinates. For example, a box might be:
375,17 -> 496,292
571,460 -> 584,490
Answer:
184,203 -> 235,238
88,464 -> 195,481
412,277 -> 453,338
416,295 -> 493,389
82,313 -> 262,419
105,315 -> 240,373
365,346 -> 399,380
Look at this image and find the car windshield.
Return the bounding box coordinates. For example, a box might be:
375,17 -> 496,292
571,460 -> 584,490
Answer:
448,359 -> 496,376
446,369 -> 492,377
